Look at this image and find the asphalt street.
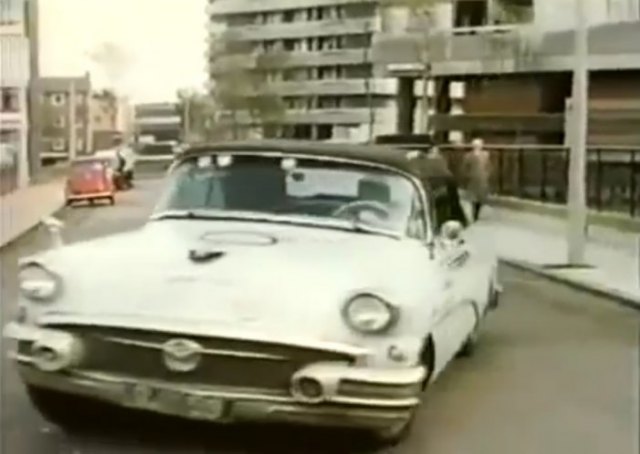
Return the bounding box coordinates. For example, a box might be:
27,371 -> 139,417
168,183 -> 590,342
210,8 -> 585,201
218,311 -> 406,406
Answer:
1,180 -> 638,454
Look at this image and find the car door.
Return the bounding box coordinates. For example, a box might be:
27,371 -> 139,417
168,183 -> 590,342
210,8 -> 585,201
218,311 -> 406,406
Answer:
427,187 -> 478,380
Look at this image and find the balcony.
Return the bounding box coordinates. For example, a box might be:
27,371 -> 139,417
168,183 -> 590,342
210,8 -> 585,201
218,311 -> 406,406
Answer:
213,17 -> 379,42
372,21 -> 640,76
210,48 -> 372,73
208,0 -> 376,16
268,78 -> 397,97
221,107 -> 395,125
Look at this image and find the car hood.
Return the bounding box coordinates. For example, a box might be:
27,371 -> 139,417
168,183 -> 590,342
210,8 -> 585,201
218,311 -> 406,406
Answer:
31,220 -> 437,343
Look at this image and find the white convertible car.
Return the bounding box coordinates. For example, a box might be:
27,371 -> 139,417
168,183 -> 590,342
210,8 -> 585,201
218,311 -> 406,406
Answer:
5,140 -> 500,444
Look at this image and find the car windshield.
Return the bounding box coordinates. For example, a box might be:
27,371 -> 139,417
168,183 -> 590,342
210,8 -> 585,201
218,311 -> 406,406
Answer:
153,153 -> 424,236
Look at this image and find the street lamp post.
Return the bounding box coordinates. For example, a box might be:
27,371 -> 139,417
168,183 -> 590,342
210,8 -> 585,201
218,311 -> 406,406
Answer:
566,0 -> 589,265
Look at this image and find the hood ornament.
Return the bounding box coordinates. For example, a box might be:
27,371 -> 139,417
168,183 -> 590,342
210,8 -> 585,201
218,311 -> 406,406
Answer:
189,247 -> 225,264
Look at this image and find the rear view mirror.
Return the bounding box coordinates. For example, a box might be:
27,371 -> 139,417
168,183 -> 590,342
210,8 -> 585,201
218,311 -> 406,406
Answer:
441,220 -> 463,242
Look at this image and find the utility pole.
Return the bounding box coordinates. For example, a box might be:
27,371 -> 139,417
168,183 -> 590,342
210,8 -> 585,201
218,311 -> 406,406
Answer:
566,0 -> 589,264
68,81 -> 77,161
418,9 -> 433,135
184,96 -> 191,142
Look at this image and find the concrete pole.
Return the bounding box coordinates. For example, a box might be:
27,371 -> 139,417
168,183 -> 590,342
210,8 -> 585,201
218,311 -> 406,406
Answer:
184,96 -> 191,141
566,0 -> 589,264
17,88 -> 30,188
85,92 -> 93,153
68,81 -> 77,161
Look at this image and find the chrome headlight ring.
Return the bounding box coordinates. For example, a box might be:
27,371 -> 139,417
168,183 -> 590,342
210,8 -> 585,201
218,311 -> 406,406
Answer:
18,263 -> 62,302
342,293 -> 399,335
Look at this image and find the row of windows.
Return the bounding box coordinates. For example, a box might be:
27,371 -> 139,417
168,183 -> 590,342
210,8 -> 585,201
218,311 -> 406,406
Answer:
257,63 -> 373,82
44,92 -> 89,106
218,4 -> 376,28
48,138 -> 85,152
48,115 -> 112,128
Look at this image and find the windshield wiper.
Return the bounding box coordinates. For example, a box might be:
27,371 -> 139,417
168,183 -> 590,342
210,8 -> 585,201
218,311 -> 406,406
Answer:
151,209 -> 400,239
341,220 -> 401,240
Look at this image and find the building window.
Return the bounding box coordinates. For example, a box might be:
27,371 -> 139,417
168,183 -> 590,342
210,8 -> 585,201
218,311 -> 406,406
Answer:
52,139 -> 66,151
54,116 -> 66,128
51,93 -> 66,106
76,139 -> 84,152
94,115 -> 102,123
1,88 -> 20,112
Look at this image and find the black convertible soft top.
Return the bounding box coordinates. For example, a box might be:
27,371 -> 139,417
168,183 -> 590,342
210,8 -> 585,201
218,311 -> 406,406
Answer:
181,139 -> 451,184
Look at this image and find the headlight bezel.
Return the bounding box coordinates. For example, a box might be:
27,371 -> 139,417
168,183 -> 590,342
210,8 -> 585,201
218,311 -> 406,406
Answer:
341,293 -> 399,335
18,262 -> 62,303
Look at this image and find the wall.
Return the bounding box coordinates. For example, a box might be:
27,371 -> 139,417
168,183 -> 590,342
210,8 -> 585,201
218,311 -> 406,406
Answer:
463,76 -> 543,114
588,71 -> 640,145
534,0 -> 639,31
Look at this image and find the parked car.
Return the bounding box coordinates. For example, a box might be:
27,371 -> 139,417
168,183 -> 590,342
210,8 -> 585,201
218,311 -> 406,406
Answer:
4,140 -> 500,444
64,156 -> 115,206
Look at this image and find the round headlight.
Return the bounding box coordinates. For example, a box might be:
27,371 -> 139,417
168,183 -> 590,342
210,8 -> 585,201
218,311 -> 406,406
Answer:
342,294 -> 397,334
18,264 -> 60,302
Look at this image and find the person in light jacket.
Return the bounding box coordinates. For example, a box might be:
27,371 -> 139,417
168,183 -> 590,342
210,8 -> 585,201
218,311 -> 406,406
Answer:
462,138 -> 492,222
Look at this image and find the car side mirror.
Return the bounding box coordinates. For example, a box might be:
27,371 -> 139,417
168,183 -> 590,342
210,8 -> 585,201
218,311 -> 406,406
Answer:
440,220 -> 464,243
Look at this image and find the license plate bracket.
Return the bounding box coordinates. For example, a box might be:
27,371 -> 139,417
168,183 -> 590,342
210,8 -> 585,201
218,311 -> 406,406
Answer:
125,384 -> 226,421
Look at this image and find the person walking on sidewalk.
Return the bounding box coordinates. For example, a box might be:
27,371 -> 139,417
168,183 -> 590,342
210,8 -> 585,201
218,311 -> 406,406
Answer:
462,138 -> 492,222
407,146 -> 469,228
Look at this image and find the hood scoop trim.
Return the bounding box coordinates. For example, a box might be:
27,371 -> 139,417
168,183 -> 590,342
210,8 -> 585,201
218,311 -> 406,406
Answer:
188,248 -> 226,264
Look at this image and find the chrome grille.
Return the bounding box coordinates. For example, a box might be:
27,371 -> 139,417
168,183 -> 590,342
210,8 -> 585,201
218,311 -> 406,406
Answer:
38,325 -> 354,393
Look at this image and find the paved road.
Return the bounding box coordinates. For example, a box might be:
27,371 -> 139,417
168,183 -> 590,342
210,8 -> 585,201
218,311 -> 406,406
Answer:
1,180 -> 638,454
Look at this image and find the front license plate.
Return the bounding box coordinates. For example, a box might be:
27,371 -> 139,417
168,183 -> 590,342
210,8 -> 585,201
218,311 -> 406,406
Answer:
125,384 -> 225,420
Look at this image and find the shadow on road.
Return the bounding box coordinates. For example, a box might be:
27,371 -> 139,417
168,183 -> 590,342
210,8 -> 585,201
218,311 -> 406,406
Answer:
60,412 -> 384,454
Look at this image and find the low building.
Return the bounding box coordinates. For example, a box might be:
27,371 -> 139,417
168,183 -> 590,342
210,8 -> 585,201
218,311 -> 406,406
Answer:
91,90 -> 133,150
34,74 -> 92,161
134,102 -> 181,154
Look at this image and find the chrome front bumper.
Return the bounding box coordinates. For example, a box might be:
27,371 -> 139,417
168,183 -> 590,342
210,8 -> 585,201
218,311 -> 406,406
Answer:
6,321 -> 426,433
17,364 -> 422,433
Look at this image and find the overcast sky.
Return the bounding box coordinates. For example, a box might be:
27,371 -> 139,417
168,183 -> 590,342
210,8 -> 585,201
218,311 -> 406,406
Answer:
39,0 -> 206,103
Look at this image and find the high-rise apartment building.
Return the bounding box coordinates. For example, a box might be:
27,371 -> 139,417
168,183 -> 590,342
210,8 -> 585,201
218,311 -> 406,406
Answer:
207,0 -> 414,142
374,0 -> 640,145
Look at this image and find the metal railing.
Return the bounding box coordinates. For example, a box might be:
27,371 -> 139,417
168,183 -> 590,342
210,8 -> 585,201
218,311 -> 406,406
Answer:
439,145 -> 640,218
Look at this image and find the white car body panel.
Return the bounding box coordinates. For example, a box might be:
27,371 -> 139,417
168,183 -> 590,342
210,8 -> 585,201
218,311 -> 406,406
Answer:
6,147 -> 500,439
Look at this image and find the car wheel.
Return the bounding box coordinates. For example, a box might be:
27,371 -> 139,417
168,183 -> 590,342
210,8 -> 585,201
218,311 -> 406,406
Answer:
26,386 -> 95,431
372,413 -> 416,447
419,337 -> 435,390
457,324 -> 479,358
107,196 -> 115,205
488,282 -> 500,310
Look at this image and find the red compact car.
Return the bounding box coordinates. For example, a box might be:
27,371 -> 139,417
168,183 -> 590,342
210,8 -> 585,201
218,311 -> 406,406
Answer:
65,157 -> 115,206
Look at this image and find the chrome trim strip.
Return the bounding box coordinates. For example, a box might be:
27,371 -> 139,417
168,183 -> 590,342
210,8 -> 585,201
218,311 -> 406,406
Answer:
101,335 -> 289,361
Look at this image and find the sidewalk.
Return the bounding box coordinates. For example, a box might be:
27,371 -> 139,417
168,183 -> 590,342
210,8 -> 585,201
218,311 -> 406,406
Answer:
472,204 -> 639,306
0,178 -> 65,249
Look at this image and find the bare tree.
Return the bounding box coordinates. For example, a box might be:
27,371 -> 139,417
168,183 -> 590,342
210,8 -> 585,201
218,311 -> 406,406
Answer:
209,32 -> 289,139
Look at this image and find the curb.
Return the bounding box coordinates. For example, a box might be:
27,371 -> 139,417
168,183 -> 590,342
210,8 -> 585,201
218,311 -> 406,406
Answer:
0,203 -> 66,251
501,258 -> 640,311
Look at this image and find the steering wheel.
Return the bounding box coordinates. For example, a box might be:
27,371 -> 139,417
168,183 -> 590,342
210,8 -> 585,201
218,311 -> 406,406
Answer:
332,200 -> 391,221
